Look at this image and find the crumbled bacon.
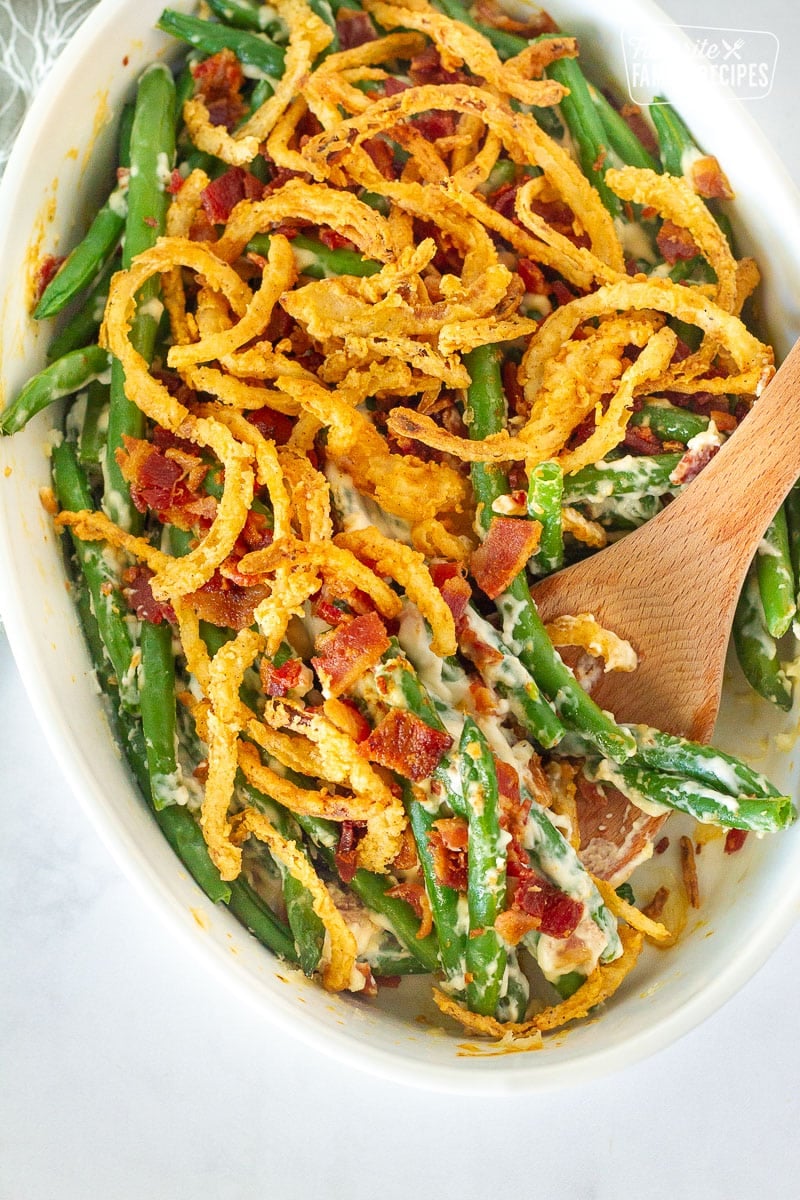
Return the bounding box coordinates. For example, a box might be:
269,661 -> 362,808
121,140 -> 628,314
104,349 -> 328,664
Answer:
191,49 -> 247,131
689,154 -> 734,201
471,516 -> 541,599
246,405 -> 295,445
352,961 -> 378,996
428,816 -> 469,891
489,181 -> 520,222
386,882 -> 434,939
383,77 -> 410,98
409,45 -> 471,87
122,565 -> 176,625
724,828 -> 748,855
656,218 -> 699,264
362,137 -> 399,181
414,109 -> 458,142
34,253 -> 65,303
317,227 -> 355,251
502,358 -> 526,419
618,101 -> 660,156
517,258 -> 548,295
364,709 -> 452,781
670,437 -> 719,485
430,561 -> 472,623
166,168 -> 185,195
116,436 -> 214,528
261,657 -> 304,697
312,612 -> 390,697
335,7 -> 377,49
336,820 -> 367,883
623,423 -> 663,455
509,871 -> 584,939
201,167 -> 264,224
550,278 -> 579,308
187,572 -> 270,631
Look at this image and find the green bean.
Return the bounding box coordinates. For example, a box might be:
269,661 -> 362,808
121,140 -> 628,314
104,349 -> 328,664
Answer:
247,232 -> 381,278
51,441 -> 139,711
478,158 -> 517,196
784,480 -> 800,616
561,453 -> 683,505
0,345 -> 109,436
432,0 -> 527,58
367,940 -> 430,976
624,725 -> 786,800
205,0 -> 281,31
464,345 -> 635,763
296,809 -> 441,973
78,379 -> 109,467
74,573 -> 231,904
733,563 -> 793,710
457,718 -> 507,1016
527,460 -> 564,575
139,620 -> 182,811
105,63 -> 176,532
629,401 -> 708,444
756,507 -> 796,639
650,97 -> 697,177
547,57 -> 622,217
157,8 -> 286,78
496,953 -> 530,1023
669,255 -> 717,286
588,84 -> 659,171
46,256 -> 116,362
226,876 -> 299,961
583,758 -> 795,833
457,605 -> 565,748
579,492 -> 664,532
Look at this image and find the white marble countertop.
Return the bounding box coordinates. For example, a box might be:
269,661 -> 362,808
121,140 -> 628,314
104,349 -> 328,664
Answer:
2,1 -> 800,1196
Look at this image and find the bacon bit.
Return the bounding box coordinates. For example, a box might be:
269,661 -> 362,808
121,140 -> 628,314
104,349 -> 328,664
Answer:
194,760 -> 209,785
192,49 -> 247,131
495,909 -> 541,945
143,215 -> 158,228
312,611 -> 390,697
655,835 -> 670,855
336,820 -> 367,884
352,961 -> 378,997
670,438 -> 719,485
644,886 -> 669,921
391,824 -> 419,872
122,565 -> 176,625
724,828 -> 749,855
260,656 -> 304,697
322,696 -> 372,743
471,516 -> 541,600
362,137 -> 399,181
201,167 -> 264,224
618,101 -> 660,156
710,408 -> 737,433
467,678 -> 496,715
517,258 -> 547,295
656,218 -> 699,264
117,435 -> 211,527
592,145 -> 607,173
433,567 -> 472,623
623,423 -> 663,455
409,44 -> 471,87
34,253 -> 65,303
365,709 -> 452,781
383,77 -> 410,98
511,871 -> 584,939
188,571 -> 270,631
489,181 -> 520,222
375,974 -> 402,988
457,622 -> 503,675
386,881 -> 434,939
689,154 -> 734,201
414,109 -> 458,143
335,7 -> 377,49
428,817 -> 469,891
166,169 -> 185,195
679,834 -> 700,908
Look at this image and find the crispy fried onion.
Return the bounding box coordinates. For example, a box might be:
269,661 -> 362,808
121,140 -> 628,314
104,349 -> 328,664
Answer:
543,614 -> 638,673
231,806 -> 358,991
433,925 -> 644,1042
201,628 -> 264,881
361,0 -> 567,106
592,876 -> 672,943
299,83 -> 624,271
276,375 -> 470,523
183,0 -> 333,167
261,699 -> 407,871
213,179 -> 397,264
604,167 -> 738,312
520,276 -> 774,402
335,525 -> 456,655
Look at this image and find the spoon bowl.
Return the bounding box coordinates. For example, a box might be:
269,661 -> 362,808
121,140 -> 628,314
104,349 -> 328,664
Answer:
532,339 -> 800,741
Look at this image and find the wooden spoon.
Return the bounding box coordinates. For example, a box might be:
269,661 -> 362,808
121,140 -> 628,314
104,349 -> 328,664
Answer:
531,339 -> 800,745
